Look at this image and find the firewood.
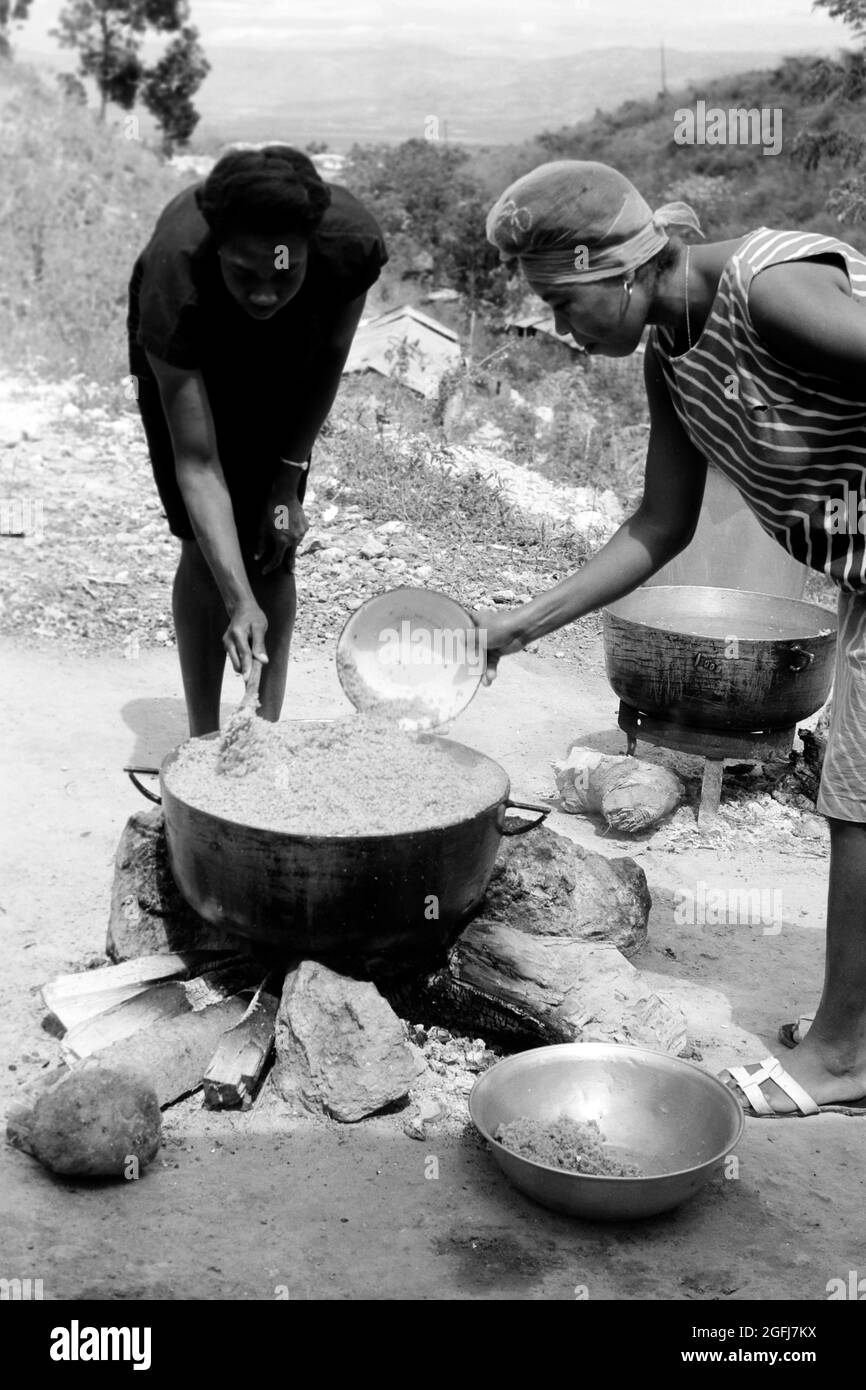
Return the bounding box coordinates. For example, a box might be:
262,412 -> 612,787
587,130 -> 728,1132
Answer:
202,986 -> 279,1109
41,953 -> 220,1032
59,955 -> 262,1061
449,919 -> 687,1055
80,997 -> 250,1107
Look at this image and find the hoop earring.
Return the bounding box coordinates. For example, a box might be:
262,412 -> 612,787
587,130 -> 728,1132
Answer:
623,280 -> 633,299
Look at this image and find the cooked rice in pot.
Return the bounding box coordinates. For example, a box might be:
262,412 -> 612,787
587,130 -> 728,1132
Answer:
165,713 -> 507,837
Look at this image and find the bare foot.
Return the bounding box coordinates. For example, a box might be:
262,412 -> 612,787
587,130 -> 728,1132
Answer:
723,1033 -> 866,1115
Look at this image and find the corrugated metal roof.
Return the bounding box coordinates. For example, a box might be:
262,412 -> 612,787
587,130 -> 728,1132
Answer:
343,305 -> 462,397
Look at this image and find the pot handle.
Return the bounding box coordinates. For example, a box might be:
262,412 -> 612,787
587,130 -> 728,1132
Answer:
500,798 -> 550,836
788,645 -> 815,673
125,766 -> 162,805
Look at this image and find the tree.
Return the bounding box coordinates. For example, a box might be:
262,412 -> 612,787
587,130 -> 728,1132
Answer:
814,0 -> 866,39
0,0 -> 32,58
439,194 -> 509,310
140,25 -> 210,153
51,1 -> 209,150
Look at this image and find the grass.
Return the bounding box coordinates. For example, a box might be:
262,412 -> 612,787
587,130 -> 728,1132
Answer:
0,59 -> 186,387
322,377 -> 599,568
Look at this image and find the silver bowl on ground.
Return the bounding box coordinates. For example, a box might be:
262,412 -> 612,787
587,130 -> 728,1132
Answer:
469,1043 -> 744,1221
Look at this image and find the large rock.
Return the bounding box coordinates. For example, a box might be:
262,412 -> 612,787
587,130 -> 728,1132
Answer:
476,825 -> 649,957
7,1062 -> 161,1177
274,961 -> 419,1122
451,920 -> 687,1055
107,810 -> 242,961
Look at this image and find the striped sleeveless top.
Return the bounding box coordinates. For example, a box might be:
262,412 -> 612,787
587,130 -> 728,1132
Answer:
650,227 -> 866,592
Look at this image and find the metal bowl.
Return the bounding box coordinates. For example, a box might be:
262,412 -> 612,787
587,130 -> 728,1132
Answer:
469,1043 -> 744,1221
336,586 -> 483,730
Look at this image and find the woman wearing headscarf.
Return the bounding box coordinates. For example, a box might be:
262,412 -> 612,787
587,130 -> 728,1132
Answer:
127,145 -> 387,734
482,160 -> 866,1119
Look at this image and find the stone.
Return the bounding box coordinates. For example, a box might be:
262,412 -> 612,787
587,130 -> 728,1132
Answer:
359,538 -> 386,559
376,519 -> 406,535
107,810 -> 243,961
476,824 -> 649,957
274,961 -> 419,1122
491,589 -> 516,604
7,1062 -> 161,1177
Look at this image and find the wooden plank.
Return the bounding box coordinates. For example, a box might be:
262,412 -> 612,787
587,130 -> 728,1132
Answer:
42,954 -> 200,1031
60,955 -> 262,1061
698,759 -> 725,827
202,987 -> 279,1110
61,983 -> 192,1060
79,997 -> 250,1107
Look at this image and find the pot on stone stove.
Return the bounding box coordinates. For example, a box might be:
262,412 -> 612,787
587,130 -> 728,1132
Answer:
129,733 -> 548,971
602,586 -> 837,731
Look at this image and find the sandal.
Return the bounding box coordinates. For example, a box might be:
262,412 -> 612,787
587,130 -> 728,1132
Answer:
724,1055 -> 866,1118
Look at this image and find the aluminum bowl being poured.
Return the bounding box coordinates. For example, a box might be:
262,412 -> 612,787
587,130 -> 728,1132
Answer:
336,586 -> 485,731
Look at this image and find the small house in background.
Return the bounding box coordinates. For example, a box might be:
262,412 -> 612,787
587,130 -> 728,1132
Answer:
505,309 -> 582,352
424,287 -> 460,304
342,305 -> 462,399
310,151 -> 348,179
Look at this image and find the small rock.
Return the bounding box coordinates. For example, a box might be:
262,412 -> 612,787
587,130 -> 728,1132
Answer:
376,519 -> 406,535
60,402 -> 81,420
321,505 -> 339,524
491,589 -> 516,604
402,1115 -> 427,1140
359,538 -> 387,559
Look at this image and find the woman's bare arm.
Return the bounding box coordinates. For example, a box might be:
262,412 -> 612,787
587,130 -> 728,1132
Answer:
146,351 -> 267,672
485,339 -> 708,653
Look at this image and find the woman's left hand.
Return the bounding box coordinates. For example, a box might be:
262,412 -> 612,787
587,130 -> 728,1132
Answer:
255,492 -> 309,575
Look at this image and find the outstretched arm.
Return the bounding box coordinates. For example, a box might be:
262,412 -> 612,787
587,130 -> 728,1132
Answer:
479,339 -> 708,669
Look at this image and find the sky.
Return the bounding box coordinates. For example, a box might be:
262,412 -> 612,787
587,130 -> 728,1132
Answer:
15,0 -> 854,57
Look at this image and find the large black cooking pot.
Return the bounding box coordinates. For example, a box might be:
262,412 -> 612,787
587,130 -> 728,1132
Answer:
130,733 -> 548,968
603,586 -> 837,732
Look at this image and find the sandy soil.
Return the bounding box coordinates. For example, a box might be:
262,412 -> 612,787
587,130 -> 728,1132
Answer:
1,633 -> 861,1302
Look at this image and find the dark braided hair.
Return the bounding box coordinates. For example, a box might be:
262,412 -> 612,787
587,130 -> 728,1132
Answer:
195,145 -> 332,243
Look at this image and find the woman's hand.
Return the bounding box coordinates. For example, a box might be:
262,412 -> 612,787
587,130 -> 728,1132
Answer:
473,608 -> 525,686
255,492 -> 309,576
224,598 -> 269,677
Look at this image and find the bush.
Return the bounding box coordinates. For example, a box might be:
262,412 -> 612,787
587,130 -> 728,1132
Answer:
0,58 -> 185,385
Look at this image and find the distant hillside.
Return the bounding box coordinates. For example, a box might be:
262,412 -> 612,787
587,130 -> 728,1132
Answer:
18,42 -> 802,148
508,57 -> 866,248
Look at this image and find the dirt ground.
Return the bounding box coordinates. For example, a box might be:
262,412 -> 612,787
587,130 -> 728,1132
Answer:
1,632 -> 862,1303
